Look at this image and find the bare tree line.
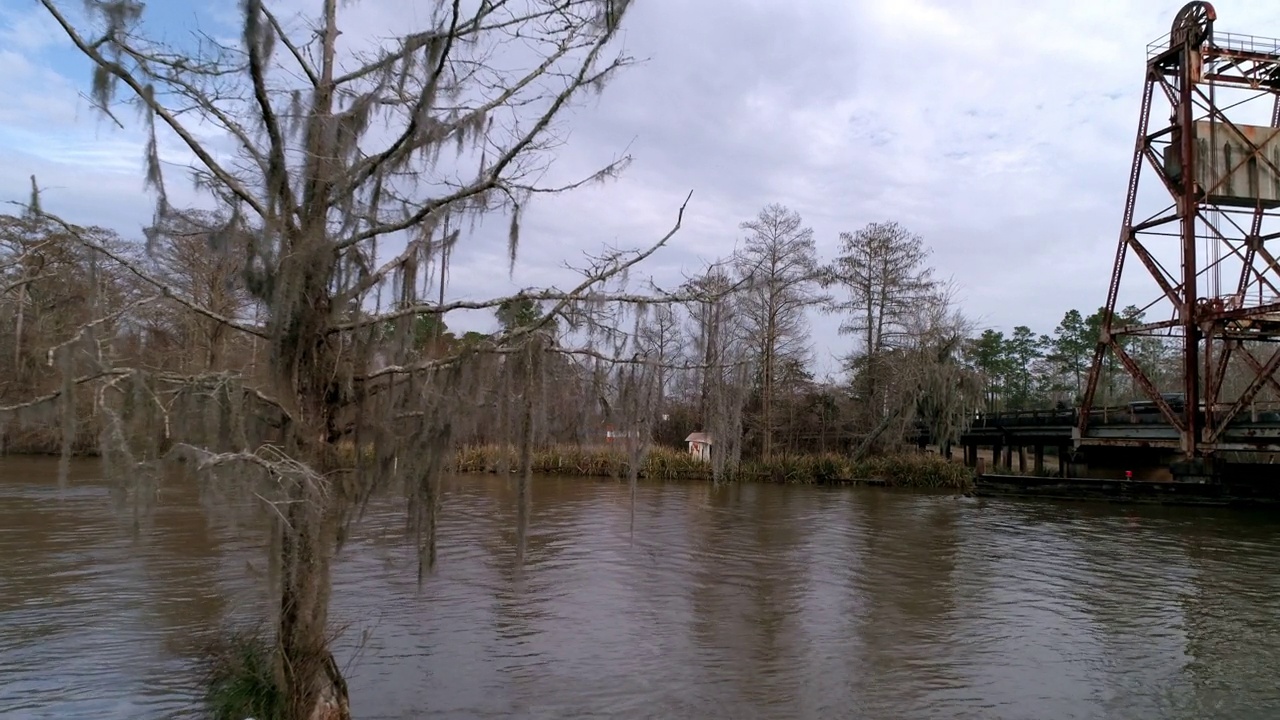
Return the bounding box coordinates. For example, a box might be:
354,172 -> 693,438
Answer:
4,3 -> 1276,715
0,2 -> 984,718
567,208 -> 976,468
0,183 -> 985,480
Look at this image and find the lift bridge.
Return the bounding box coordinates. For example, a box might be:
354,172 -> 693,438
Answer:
961,3 -> 1280,501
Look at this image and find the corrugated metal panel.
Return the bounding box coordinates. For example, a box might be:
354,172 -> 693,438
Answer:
1193,120 -> 1280,208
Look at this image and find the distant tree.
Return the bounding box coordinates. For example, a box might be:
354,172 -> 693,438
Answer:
636,304 -> 682,419
827,221 -> 935,355
1046,309 -> 1092,403
1004,325 -> 1046,410
1084,305 -> 1150,406
682,260 -> 750,478
378,313 -> 453,355
685,262 -> 736,424
146,210 -> 260,372
735,203 -> 827,461
907,287 -> 982,451
963,329 -> 1009,412
496,297 -> 548,333
826,221 -> 937,425
851,282 -> 978,456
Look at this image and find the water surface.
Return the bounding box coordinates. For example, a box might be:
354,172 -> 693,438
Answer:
3,457 -> 1280,719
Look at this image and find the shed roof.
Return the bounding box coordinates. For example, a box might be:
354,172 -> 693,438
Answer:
684,432 -> 712,444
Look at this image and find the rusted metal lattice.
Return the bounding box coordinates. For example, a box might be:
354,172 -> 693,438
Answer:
1077,1 -> 1280,457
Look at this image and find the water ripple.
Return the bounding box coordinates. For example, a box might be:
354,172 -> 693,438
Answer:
5,462 -> 1280,718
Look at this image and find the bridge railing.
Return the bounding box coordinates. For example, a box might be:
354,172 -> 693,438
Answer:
968,401 -> 1280,430
968,408 -> 1080,429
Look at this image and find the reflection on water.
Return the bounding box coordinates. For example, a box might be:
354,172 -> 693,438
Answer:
3,458 -> 1280,719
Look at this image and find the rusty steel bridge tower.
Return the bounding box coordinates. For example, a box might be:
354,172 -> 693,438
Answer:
1076,2 -> 1280,472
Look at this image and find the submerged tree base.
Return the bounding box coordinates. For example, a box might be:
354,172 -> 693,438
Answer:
451,445 -> 975,489
196,623 -> 350,720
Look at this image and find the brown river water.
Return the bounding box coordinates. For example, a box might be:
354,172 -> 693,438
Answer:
3,457 -> 1280,719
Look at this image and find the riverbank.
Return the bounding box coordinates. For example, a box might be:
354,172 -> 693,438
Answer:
452,445 -> 974,489
0,432 -> 974,490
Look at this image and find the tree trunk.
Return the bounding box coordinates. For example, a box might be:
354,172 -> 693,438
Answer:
761,317 -> 773,462
278,483 -> 350,720
277,426 -> 350,720
13,282 -> 25,376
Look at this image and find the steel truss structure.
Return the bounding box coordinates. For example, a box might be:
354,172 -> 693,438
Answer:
1078,2 -> 1280,457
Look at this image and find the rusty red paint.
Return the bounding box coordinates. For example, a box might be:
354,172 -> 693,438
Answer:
1078,2 -> 1280,461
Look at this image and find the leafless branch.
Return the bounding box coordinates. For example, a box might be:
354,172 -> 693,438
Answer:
38,0 -> 268,219
0,369 -> 132,413
262,6 -> 319,86
38,211 -> 268,339
1,272 -> 58,295
336,190 -> 693,334
44,294 -> 161,366
335,28 -> 628,249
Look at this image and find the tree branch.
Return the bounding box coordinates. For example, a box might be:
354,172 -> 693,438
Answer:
262,5 -> 319,86
327,0 -> 556,86
0,370 -> 132,413
45,294 -> 161,366
334,29 -> 627,249
245,0 -> 299,231
38,0 -> 268,219
339,0 -> 464,194
1,272 -> 58,295
333,190 -> 693,334
39,211 -> 269,339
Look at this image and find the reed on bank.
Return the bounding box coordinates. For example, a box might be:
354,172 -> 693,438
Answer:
450,444 -> 974,489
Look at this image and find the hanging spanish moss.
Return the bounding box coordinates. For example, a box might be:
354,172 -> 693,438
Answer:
19,1 -> 659,718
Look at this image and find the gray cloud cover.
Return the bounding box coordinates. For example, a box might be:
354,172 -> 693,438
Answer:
2,0 -> 1279,378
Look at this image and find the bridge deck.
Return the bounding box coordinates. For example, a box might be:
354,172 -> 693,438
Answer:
955,406 -> 1280,452
974,473 -> 1280,506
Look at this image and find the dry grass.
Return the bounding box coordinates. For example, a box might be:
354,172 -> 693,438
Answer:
452,444 -> 974,489
4,433 -> 974,490
452,444 -> 713,480
0,424 -> 99,455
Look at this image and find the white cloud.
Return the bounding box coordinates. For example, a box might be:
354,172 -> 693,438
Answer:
5,0 -> 1280,378
0,2 -> 65,53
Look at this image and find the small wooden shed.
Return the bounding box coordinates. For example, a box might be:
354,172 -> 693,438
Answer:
684,432 -> 713,461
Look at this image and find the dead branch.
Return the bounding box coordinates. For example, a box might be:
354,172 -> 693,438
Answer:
0,369 -> 133,413
1,272 -> 58,295
336,190 -> 693,335
45,294 -> 161,366
261,6 -> 319,86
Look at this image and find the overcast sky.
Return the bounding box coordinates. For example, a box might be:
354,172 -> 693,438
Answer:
3,0 -> 1280,380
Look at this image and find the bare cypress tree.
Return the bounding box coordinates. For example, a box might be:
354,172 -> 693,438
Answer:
863,282 -> 981,457
825,221 -> 937,432
0,210 -> 144,459
683,261 -> 752,480
12,2 -> 710,718
145,210 -> 261,373
687,262 -> 736,426
636,303 -> 682,418
735,204 -> 827,461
